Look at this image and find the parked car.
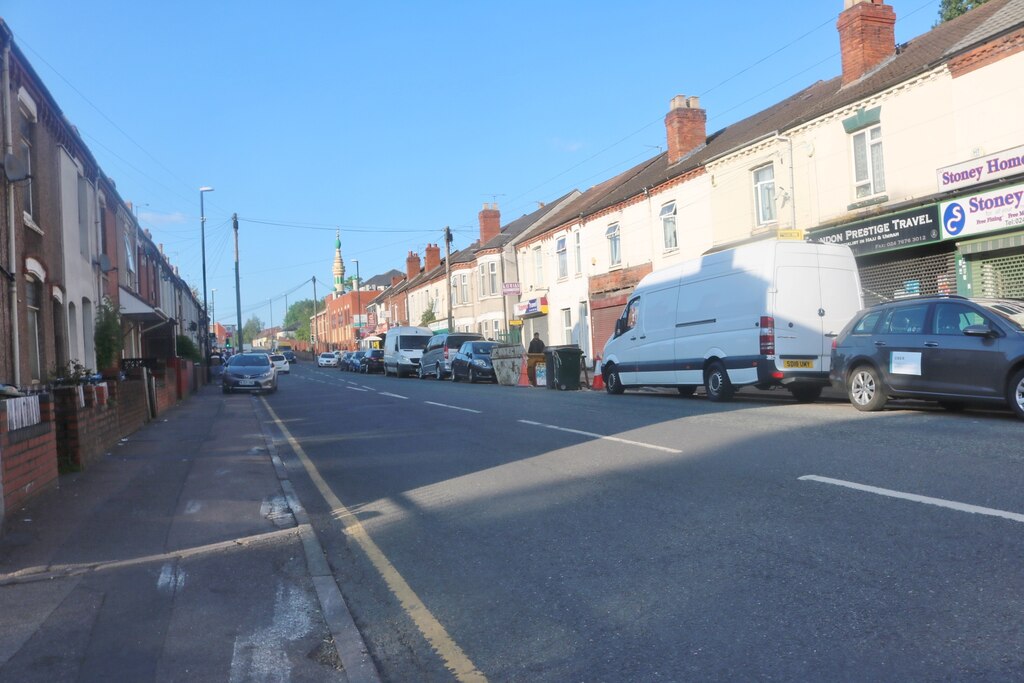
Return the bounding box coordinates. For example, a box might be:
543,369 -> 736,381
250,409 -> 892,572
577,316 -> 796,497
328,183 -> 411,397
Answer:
281,349 -> 297,364
208,353 -> 226,379
419,332 -> 485,379
338,351 -> 354,370
830,295 -> 1024,419
269,353 -> 290,374
347,350 -> 366,372
360,349 -> 384,374
383,326 -> 433,377
317,352 -> 339,368
450,341 -> 501,383
222,353 -> 278,394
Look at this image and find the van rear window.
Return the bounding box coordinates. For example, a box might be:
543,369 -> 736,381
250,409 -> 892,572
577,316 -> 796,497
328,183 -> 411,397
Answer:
400,335 -> 430,350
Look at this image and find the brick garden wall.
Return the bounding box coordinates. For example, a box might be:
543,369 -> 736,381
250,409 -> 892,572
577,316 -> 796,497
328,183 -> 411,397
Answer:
0,395 -> 58,517
52,380 -> 152,470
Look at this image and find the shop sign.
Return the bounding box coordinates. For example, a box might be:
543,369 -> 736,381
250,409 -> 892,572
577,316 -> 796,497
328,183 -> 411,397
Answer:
514,297 -> 548,318
503,282 -> 521,296
811,205 -> 940,256
937,144 -> 1024,193
940,180 -> 1024,241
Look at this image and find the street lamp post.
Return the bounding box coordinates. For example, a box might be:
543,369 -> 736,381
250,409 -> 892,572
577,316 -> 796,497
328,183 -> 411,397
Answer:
352,259 -> 361,348
200,186 -> 214,379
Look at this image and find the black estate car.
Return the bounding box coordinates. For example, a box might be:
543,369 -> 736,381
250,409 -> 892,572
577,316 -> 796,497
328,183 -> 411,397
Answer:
830,296 -> 1024,419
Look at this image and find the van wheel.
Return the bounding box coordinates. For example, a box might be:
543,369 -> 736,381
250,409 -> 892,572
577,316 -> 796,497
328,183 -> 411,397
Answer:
604,365 -> 625,395
677,386 -> 696,397
789,385 -> 822,403
435,363 -> 444,380
1007,368 -> 1024,420
705,362 -> 734,402
848,365 -> 886,412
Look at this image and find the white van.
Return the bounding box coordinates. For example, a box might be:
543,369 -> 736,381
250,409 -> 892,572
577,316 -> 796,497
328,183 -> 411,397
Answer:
382,326 -> 433,377
601,239 -> 862,402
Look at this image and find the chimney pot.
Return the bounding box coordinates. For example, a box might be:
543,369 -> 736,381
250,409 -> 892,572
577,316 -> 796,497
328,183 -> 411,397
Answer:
478,203 -> 501,244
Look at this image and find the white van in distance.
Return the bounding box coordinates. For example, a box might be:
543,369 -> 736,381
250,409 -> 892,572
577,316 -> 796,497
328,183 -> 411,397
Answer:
601,239 -> 862,402
382,326 -> 433,377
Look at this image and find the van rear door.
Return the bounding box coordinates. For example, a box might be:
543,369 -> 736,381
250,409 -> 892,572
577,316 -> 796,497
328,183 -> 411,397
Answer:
772,245 -> 861,374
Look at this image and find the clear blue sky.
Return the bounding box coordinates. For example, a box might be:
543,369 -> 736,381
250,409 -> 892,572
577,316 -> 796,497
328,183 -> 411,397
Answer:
3,1 -> 942,328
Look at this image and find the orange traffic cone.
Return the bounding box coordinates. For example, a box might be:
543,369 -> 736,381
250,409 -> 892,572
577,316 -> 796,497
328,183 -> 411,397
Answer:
591,357 -> 604,391
518,354 -> 531,387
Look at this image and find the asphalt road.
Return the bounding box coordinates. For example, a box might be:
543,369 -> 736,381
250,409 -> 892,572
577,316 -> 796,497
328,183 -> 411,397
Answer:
261,361 -> 1024,682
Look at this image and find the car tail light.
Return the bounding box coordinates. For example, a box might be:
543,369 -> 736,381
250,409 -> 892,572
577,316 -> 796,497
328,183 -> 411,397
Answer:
759,316 -> 775,356
831,338 -> 837,351
444,347 -> 450,360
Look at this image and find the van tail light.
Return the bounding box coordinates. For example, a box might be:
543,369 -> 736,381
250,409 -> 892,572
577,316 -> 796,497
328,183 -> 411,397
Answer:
444,347 -> 450,360
759,316 -> 775,356
831,338 -> 837,352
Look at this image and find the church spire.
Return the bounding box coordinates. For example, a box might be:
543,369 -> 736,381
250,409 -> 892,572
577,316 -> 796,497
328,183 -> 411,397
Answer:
333,230 -> 346,293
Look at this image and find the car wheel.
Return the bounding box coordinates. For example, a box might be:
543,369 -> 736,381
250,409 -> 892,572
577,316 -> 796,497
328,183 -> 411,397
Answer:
451,367 -> 458,382
704,361 -> 734,402
789,385 -> 822,403
677,386 -> 696,397
604,365 -> 625,395
1007,368 -> 1024,420
848,365 -> 887,412
435,363 -> 444,381
468,368 -> 476,383
417,365 -> 425,379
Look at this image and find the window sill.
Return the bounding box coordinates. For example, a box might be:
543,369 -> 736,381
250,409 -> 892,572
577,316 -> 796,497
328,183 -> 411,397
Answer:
23,212 -> 43,235
847,194 -> 888,211
662,247 -> 679,255
608,264 -> 623,271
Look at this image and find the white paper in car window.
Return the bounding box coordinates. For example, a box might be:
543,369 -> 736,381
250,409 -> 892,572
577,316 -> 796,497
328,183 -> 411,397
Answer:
890,351 -> 922,376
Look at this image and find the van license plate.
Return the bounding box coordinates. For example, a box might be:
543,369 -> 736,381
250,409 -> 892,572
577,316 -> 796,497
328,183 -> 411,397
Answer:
783,360 -> 813,369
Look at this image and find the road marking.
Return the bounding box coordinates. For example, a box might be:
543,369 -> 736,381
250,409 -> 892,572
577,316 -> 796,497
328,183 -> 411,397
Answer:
424,401 -> 482,414
262,402 -> 486,682
379,392 -> 408,400
361,385 -> 374,391
346,387 -> 369,392
517,420 -> 682,454
799,475 -> 1024,524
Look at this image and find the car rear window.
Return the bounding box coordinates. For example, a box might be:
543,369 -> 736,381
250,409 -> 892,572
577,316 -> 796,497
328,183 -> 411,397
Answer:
470,342 -> 497,354
270,355 -> 285,361
400,335 -> 430,350
852,311 -> 884,334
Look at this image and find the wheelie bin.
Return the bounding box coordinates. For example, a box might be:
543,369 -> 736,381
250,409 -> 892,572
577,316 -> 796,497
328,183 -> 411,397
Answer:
544,345 -> 584,390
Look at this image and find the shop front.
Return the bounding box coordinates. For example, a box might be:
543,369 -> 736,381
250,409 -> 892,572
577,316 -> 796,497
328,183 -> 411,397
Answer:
809,145 -> 1024,306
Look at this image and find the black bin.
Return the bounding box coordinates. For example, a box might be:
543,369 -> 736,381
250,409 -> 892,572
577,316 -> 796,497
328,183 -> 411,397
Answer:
544,345 -> 584,390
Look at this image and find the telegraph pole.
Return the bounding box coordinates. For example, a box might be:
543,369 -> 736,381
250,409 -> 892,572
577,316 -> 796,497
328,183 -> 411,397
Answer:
234,213 -> 243,348
444,226 -> 453,332
312,276 -> 319,355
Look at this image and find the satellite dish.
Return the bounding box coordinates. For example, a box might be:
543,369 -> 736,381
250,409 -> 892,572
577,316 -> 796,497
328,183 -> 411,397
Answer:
2,153 -> 28,182
95,254 -> 114,273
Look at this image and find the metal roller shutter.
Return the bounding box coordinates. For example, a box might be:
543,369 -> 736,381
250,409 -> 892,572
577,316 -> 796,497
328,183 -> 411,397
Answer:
590,305 -> 621,360
857,249 -> 958,306
969,252 -> 1024,298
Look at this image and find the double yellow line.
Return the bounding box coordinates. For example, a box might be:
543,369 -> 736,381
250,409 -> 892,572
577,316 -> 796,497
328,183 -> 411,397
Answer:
262,400 -> 486,682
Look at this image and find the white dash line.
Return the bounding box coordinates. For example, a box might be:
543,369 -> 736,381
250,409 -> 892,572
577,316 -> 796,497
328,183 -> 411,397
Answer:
799,475 -> 1024,524
517,419 -> 682,454
379,392 -> 408,400
424,401 -> 482,414
346,386 -> 368,392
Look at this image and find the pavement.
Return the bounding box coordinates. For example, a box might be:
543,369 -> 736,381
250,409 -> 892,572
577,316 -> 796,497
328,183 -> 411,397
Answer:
0,384 -> 379,683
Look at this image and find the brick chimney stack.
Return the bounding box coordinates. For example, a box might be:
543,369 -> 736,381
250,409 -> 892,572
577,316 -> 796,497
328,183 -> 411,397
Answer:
837,0 -> 896,87
479,203 -> 501,244
391,275 -> 403,288
665,95 -> 706,164
405,251 -> 421,281
424,243 -> 441,271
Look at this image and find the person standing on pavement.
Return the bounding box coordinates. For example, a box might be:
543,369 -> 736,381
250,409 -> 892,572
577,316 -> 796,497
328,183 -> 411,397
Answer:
528,333 -> 545,353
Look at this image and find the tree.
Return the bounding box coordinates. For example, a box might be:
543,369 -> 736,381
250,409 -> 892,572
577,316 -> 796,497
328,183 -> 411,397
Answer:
284,299 -> 315,343
242,315 -> 263,347
93,296 -> 122,373
419,308 -> 437,327
936,0 -> 988,24
176,335 -> 202,362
